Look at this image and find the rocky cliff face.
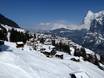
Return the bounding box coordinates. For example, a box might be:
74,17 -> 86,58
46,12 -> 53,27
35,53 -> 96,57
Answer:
83,10 -> 104,55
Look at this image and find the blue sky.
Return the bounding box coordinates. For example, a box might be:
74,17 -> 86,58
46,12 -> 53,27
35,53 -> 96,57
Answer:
0,0 -> 104,29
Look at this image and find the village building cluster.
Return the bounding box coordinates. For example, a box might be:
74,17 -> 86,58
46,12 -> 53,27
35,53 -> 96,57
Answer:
30,33 -> 104,68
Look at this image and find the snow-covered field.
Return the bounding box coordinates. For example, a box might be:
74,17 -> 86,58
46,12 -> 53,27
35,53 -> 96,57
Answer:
0,41 -> 104,78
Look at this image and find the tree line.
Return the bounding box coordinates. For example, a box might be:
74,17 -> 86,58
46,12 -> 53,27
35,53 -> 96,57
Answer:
0,28 -> 32,43
52,40 -> 70,54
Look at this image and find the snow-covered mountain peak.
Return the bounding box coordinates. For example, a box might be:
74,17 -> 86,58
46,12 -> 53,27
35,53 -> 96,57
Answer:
84,10 -> 104,26
84,10 -> 95,25
87,10 -> 94,15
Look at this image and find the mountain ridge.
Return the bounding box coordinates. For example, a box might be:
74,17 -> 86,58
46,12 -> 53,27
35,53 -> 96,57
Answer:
0,13 -> 20,28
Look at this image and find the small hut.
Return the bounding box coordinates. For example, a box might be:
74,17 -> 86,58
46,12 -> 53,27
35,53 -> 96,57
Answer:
44,39 -> 52,45
55,52 -> 64,59
40,45 -> 56,57
16,42 -> 24,48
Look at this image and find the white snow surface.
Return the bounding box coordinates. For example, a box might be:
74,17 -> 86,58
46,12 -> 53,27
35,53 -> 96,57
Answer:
0,41 -> 104,78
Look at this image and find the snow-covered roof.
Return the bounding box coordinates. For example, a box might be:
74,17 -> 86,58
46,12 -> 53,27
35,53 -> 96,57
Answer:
36,43 -> 55,53
16,42 -> 24,44
55,51 -> 65,55
42,44 -> 55,53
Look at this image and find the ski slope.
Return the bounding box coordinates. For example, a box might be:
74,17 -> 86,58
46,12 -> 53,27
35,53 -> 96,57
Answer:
0,41 -> 104,78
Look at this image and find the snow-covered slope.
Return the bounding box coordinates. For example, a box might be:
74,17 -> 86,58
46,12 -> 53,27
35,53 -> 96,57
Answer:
0,41 -> 104,78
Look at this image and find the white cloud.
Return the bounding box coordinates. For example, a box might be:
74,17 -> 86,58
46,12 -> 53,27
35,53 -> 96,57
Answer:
35,21 -> 90,31
39,22 -> 51,26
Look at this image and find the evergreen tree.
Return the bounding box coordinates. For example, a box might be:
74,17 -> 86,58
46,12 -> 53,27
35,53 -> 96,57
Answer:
0,29 -> 7,40
94,54 -> 100,66
40,38 -> 45,44
80,47 -> 87,60
10,28 -> 29,43
74,47 -> 80,57
59,41 -> 62,51
34,33 -> 36,39
52,40 -> 55,46
62,44 -> 70,54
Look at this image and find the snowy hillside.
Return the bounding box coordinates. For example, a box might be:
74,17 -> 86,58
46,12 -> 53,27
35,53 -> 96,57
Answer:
0,41 -> 104,78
